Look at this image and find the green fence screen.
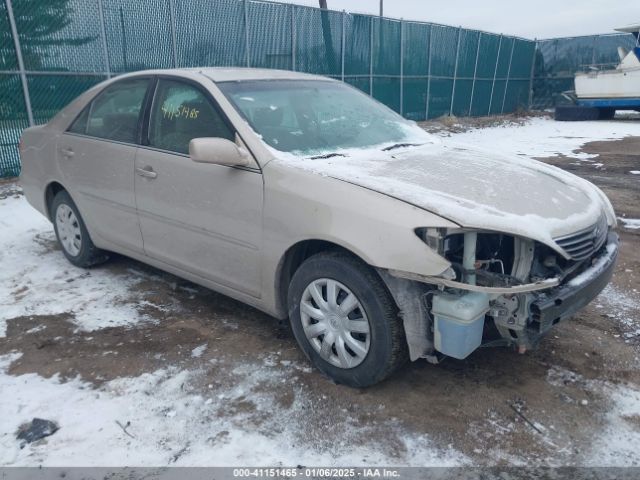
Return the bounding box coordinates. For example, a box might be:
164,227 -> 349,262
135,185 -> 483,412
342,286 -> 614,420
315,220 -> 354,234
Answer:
0,0 -> 536,178
532,33 -> 637,109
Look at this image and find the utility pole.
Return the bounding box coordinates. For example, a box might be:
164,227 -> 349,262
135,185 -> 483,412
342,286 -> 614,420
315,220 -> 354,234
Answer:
120,6 -> 128,71
379,0 -> 383,16
317,0 -> 337,73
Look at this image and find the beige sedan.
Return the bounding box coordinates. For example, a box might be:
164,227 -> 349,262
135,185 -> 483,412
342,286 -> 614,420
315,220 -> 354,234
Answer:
20,68 -> 618,386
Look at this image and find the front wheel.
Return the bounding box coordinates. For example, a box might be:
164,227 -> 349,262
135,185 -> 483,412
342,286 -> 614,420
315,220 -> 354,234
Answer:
287,252 -> 408,387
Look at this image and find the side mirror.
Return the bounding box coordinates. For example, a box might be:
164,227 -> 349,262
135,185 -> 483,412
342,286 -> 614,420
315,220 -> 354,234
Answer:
189,137 -> 251,167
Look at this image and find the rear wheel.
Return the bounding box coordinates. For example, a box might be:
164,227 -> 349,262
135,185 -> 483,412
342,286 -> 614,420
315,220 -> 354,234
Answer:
51,191 -> 108,268
287,252 -> 408,387
554,105 -> 600,121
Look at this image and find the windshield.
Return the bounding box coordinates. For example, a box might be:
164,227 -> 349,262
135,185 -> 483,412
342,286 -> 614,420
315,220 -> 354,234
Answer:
217,80 -> 433,155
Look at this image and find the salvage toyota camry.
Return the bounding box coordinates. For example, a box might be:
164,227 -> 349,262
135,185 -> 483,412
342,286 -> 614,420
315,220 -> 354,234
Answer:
19,68 -> 619,387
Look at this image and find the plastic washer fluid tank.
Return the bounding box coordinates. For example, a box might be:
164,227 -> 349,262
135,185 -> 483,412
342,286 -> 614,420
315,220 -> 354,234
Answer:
432,291 -> 490,360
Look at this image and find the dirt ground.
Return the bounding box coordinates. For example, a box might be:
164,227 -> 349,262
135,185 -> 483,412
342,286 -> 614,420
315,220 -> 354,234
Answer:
1,114 -> 639,466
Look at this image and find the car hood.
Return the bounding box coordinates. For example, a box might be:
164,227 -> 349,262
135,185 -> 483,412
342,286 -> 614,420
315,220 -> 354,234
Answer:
270,141 -> 608,249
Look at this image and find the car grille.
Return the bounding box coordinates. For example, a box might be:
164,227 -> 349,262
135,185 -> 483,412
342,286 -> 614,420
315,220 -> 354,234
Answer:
554,215 -> 608,261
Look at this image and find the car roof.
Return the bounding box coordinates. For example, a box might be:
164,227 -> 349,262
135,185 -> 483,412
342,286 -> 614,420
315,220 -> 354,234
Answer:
118,67 -> 334,83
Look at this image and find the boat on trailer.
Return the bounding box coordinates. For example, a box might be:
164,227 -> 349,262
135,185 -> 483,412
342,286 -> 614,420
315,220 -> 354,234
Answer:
555,23 -> 640,120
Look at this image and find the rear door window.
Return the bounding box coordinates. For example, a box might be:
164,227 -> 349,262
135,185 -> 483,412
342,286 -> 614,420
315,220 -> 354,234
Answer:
147,79 -> 234,155
85,78 -> 149,143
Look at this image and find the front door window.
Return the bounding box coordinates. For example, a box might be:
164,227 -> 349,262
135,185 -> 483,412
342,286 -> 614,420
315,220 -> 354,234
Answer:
148,79 -> 234,154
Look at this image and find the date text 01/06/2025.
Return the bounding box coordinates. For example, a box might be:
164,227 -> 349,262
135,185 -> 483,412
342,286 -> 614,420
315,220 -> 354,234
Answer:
232,467 -> 401,478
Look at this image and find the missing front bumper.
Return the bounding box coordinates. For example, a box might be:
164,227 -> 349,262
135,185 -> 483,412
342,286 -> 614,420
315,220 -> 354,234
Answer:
529,231 -> 619,335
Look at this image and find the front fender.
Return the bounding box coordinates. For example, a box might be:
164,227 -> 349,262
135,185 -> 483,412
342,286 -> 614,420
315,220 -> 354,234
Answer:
261,162 -> 458,315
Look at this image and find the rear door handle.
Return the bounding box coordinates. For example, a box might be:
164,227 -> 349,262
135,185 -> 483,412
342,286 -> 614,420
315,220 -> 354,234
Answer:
60,147 -> 75,159
135,166 -> 157,179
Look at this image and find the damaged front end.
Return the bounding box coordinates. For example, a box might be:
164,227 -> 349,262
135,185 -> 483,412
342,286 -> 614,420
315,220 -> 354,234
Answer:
383,220 -> 619,361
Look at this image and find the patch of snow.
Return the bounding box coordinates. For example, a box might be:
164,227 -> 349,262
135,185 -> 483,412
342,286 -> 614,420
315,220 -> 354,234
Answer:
0,194 -> 164,337
597,284 -> 640,338
546,365 -> 585,388
0,353 -> 467,467
0,351 -> 23,371
584,384 -> 640,466
191,344 -> 207,358
629,171 -> 640,175
25,325 -> 46,334
443,117 -> 639,161
546,365 -> 640,465
619,217 -> 640,230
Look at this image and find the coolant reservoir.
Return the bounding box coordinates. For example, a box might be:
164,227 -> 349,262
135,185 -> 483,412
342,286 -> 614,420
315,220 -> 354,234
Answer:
432,291 -> 489,359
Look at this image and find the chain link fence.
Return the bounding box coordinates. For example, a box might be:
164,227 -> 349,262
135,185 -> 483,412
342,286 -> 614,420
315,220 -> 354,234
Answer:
532,33 -> 637,109
0,0 -> 536,178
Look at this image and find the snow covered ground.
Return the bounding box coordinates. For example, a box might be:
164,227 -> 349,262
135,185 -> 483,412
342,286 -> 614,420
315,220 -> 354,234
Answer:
434,116 -> 640,161
0,186 -> 160,337
0,351 -> 466,467
1,116 -> 639,466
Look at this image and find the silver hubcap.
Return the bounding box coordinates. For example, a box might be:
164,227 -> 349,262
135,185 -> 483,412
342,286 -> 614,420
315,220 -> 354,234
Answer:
300,278 -> 371,369
55,204 -> 82,256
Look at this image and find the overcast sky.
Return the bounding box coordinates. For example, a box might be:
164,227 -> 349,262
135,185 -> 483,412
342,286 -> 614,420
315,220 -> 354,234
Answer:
273,0 -> 636,38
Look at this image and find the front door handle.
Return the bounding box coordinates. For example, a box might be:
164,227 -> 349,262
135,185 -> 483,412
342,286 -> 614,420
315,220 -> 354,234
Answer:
135,166 -> 157,179
60,147 -> 75,159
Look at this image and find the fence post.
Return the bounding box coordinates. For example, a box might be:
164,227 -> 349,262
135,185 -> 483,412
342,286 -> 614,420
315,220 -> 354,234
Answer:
488,34 -> 503,115
244,0 -> 251,67
5,0 -> 34,127
425,24 -> 432,120
469,31 -> 482,116
168,0 -> 178,67
528,39 -> 537,111
97,0 -> 111,78
501,38 -> 515,114
341,10 -> 346,81
369,16 -> 374,95
400,20 -> 404,116
449,26 -> 462,116
291,4 -> 296,71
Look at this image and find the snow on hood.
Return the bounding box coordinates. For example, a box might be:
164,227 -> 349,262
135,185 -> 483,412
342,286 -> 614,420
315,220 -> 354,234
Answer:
269,141 -> 607,248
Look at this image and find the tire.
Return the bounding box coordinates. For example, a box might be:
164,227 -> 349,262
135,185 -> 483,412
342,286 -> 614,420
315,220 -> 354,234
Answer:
554,105 -> 600,121
598,107 -> 616,120
51,190 -> 108,268
287,251 -> 408,387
